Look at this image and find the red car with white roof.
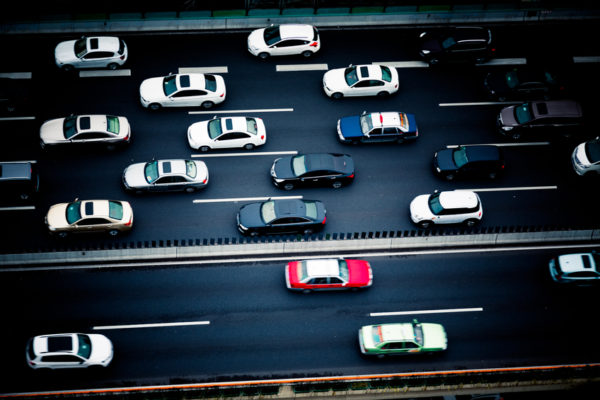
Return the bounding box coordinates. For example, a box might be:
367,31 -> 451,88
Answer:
285,258 -> 372,293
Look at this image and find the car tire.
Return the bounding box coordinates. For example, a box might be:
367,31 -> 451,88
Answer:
185,187 -> 196,193
108,229 -> 119,236
107,63 -> 119,70
258,52 -> 269,60
283,183 -> 294,191
418,220 -> 432,229
302,289 -> 311,294
200,146 -> 210,152
498,96 -> 506,102
511,131 -> 521,140
464,219 -> 479,228
332,181 -> 342,189
331,92 -> 343,99
445,174 -> 455,181
149,103 -> 161,111
62,65 -> 74,72
57,231 -> 68,238
244,143 -> 255,150
201,101 -> 214,109
377,91 -> 390,97
429,58 -> 439,65
488,172 -> 497,179
106,143 -> 116,151
396,137 -> 405,144
301,50 -> 313,58
249,231 -> 259,237
303,229 -> 313,235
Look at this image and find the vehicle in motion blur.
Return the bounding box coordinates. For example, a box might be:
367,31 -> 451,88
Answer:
0,161 -> 39,202
45,199 -> 133,238
26,333 -> 113,369
271,153 -> 354,190
572,137 -> 600,176
496,100 -> 583,140
418,26 -> 493,65
433,145 -> 504,180
248,24 -> 320,59
484,66 -> 564,101
122,159 -> 209,193
237,198 -> 326,236
358,320 -> 447,356
188,116 -> 266,151
549,251 -> 600,284
55,36 -> 127,71
285,258 -> 372,292
410,190 -> 482,228
39,114 -> 130,149
337,111 -> 418,144
323,64 -> 399,98
139,73 -> 226,110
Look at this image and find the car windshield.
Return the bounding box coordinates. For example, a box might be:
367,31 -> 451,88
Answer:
291,155 -> 307,176
186,160 -> 197,178
207,119 -> 223,139
204,74 -> 216,92
260,200 -> 277,224
77,334 -> 92,359
338,260 -> 349,281
63,115 -> 78,139
344,66 -> 359,86
106,116 -> 119,134
428,192 -> 444,215
452,147 -> 469,168
585,139 -> 600,163
263,25 -> 281,46
163,75 -> 178,96
514,103 -> 533,124
108,201 -> 123,220
371,325 -> 384,346
246,118 -> 258,135
380,66 -> 392,82
304,201 -> 318,219
144,161 -> 159,183
359,114 -> 374,134
66,201 -> 82,224
441,36 -> 456,49
505,70 -> 519,89
74,38 -> 87,58
413,322 -> 424,346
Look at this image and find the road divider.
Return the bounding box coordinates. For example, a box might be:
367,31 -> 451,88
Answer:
79,69 -> 131,77
179,66 -> 228,74
189,108 -> 293,115
373,61 -> 429,68
191,150 -> 297,158
370,307 -> 483,317
193,195 -> 302,204
93,320 -> 210,330
573,56 -> 600,63
276,63 -> 328,71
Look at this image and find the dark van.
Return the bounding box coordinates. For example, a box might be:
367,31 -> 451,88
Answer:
0,161 -> 40,202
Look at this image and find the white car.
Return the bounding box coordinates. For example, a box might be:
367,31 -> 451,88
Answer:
188,116 -> 266,152
122,159 -> 209,193
26,333 -> 113,370
323,64 -> 399,99
55,36 -> 128,72
549,251 -> 600,284
247,24 -> 320,59
572,137 -> 600,176
139,73 -> 226,110
410,190 -> 482,228
40,114 -> 130,149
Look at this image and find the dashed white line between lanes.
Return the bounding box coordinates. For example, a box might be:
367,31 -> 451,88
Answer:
189,108 -> 294,115
465,186 -> 557,192
370,307 -> 483,317
477,58 -> 527,66
93,320 -> 210,330
191,150 -> 297,158
0,72 -> 32,79
276,63 -> 328,71
193,195 -> 302,204
446,142 -> 550,148
0,116 -> 36,121
0,206 -> 35,211
179,66 -> 228,74
79,70 -> 131,77
573,56 -> 600,63
439,101 -> 521,107
373,61 -> 429,68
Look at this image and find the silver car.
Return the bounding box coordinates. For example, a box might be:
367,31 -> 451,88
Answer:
549,251 -> 600,284
122,159 -> 209,193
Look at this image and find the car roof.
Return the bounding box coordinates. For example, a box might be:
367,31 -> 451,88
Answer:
87,36 -> 120,52
219,116 -> 250,133
176,74 -> 207,90
34,333 -> 76,355
558,253 -> 598,274
304,153 -> 345,172
81,200 -> 112,218
379,323 -> 414,342
278,24 -> 314,40
462,145 -> 502,162
305,259 -> 341,277
439,190 -> 479,209
356,64 -> 384,81
368,112 -> 404,128
158,159 -> 188,176
531,100 -> 582,118
0,161 -> 33,181
77,115 -> 110,132
273,199 -> 309,218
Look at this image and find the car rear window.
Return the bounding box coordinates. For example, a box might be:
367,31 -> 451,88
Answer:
338,260 -> 349,281
246,118 -> 258,135
186,160 -> 197,178
106,116 -> 119,134
380,66 -> 392,82
204,74 -> 217,92
118,39 -> 126,55
303,201 -> 318,219
66,200 -> 82,224
312,26 -> 319,41
108,201 -> 123,220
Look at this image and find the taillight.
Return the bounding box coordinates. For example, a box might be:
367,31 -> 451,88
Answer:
309,41 -> 318,47
478,212 -> 482,217
202,179 -> 207,184
261,135 -> 265,140
125,217 -> 132,226
491,47 -> 496,53
123,133 -> 130,141
348,173 -> 355,179
120,55 -> 125,60
322,216 -> 326,225
220,93 -> 224,97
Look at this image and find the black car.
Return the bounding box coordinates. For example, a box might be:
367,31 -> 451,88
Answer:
433,145 -> 504,180
237,198 -> 326,236
0,161 -> 40,203
270,153 -> 354,190
484,67 -> 565,101
0,77 -> 33,116
418,26 -> 493,65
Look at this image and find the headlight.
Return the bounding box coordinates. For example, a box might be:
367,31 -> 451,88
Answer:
502,126 -> 513,131
421,49 -> 430,54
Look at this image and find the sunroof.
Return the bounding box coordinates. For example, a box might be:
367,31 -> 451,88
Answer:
85,201 -> 94,215
47,336 -> 73,352
359,66 -> 369,77
536,103 -> 548,115
90,38 -> 99,49
180,75 -> 191,88
225,118 -> 233,130
79,116 -> 91,130
163,161 -> 171,173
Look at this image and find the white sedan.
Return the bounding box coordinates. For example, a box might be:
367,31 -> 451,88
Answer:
40,114 -> 130,149
323,64 -> 399,99
247,24 -> 320,59
55,36 -> 128,72
410,190 -> 483,228
139,73 -> 226,110
188,116 -> 266,152
26,333 -> 113,370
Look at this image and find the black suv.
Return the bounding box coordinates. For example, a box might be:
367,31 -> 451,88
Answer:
418,26 -> 493,65
484,67 -> 566,101
0,161 -> 39,202
497,100 -> 584,140
433,145 -> 504,180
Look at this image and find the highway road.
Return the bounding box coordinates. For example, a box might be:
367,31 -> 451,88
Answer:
0,21 -> 599,253
1,245 -> 599,394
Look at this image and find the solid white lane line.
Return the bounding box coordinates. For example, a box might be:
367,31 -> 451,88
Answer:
373,61 -> 429,68
0,206 -> 35,211
0,116 -> 36,121
446,142 -> 550,148
193,195 -> 302,204
370,307 -> 483,317
0,72 -> 32,79
189,108 -> 294,115
93,320 -> 210,330
439,101 -> 521,107
477,58 -> 527,66
191,151 -> 297,158
276,63 -> 328,71
179,66 -> 228,74
573,56 -> 600,63
79,70 -> 131,77
466,186 -> 557,192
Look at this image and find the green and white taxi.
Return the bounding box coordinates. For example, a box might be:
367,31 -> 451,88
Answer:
358,320 -> 447,356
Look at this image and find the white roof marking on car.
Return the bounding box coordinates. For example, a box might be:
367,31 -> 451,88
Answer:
305,259 -> 340,277
439,191 -> 479,209
381,324 -> 414,342
279,24 -> 314,40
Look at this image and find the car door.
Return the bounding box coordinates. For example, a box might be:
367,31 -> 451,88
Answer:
81,50 -> 115,68
71,131 -> 110,145
299,170 -> 328,186
382,126 -> 401,142
305,277 -> 330,290
170,89 -> 207,107
364,127 -> 386,143
151,176 -> 178,192
40,354 -> 84,369
76,217 -> 112,232
271,39 -> 306,56
350,79 -> 381,96
214,131 -> 251,149
380,342 -> 405,354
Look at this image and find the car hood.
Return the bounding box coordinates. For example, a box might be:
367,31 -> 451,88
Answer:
558,253 -> 597,273
55,40 -> 77,63
123,162 -> 149,188
247,28 -> 267,50
46,203 -> 69,229
338,116 -> 362,138
434,148 -> 457,172
40,118 -> 66,144
238,202 -> 264,229
410,194 -> 433,220
421,323 -> 447,350
139,77 -> 165,102
272,156 -> 295,179
188,120 -> 211,143
499,106 -> 518,126
323,68 -> 347,91
419,36 -> 442,53
87,334 -> 113,365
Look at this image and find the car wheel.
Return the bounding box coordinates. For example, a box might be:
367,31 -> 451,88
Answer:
149,103 -> 161,111
303,229 -> 313,235
258,52 -> 269,60
57,231 -> 68,238
62,65 -> 74,72
283,183 -> 294,191
249,231 -> 259,237
498,96 -> 506,102
185,187 -> 196,193
107,63 -> 118,70
418,220 -> 432,229
332,181 -> 342,189
200,146 -> 210,152
331,92 -> 343,99
396,137 -> 405,144
445,173 -> 455,181
464,219 -> 479,228
108,229 -> 119,236
106,143 -> 116,151
301,50 -> 313,58
201,101 -> 214,109
511,132 -> 521,140
377,91 -> 390,97
488,172 -> 497,179
429,58 -> 439,65
244,143 -> 255,150
302,289 -> 311,294
19,193 -> 30,200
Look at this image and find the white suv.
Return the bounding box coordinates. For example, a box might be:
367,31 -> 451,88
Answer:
572,137 -> 600,176
410,190 -> 483,228
26,333 -> 113,370
247,24 -> 320,59
55,36 -> 128,72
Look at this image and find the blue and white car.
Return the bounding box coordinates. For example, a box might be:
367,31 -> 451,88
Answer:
337,111 -> 418,144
